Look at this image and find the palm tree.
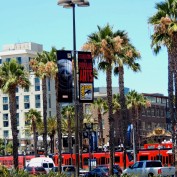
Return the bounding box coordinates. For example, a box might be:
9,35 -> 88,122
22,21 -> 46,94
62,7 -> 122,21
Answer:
30,52 -> 48,156
112,32 -> 140,168
148,0 -> 177,164
83,24 -> 124,174
26,109 -> 42,157
30,47 -> 58,158
126,90 -> 151,161
44,47 -> 62,172
61,105 -> 75,155
93,97 -> 108,150
0,59 -> 30,169
47,116 -> 57,154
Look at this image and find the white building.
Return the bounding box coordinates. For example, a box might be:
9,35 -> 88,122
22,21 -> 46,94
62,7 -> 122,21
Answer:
0,42 -> 56,151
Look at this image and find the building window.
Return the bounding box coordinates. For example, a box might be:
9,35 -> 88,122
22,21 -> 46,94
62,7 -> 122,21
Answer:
142,108 -> 146,116
35,78 -> 40,91
16,113 -> 19,126
24,86 -> 29,92
146,108 -> 151,117
151,107 -> 155,116
24,95 -> 30,109
3,114 -> 9,127
29,57 -> 32,71
160,109 -> 165,117
6,58 -> 10,62
48,94 -> 51,108
162,98 -> 167,104
3,130 -> 9,138
16,57 -> 21,64
0,59 -> 2,64
3,97 -> 8,110
35,94 -> 41,108
49,111 -> 52,117
16,87 -> 19,93
25,130 -> 30,138
3,97 -> 8,104
48,78 -> 51,91
16,96 -> 19,109
141,122 -> 145,130
156,97 -> 161,103
146,122 -> 151,130
85,104 -> 91,114
156,108 -> 160,117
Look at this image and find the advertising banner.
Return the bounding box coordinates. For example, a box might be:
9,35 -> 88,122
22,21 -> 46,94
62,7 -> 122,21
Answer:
78,51 -> 93,102
57,50 -> 72,103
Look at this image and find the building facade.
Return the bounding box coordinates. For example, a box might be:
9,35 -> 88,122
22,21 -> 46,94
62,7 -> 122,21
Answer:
0,42 -> 56,153
83,90 -> 171,150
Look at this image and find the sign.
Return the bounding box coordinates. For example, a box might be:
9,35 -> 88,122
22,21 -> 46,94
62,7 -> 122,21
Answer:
78,51 -> 93,102
57,50 -> 73,103
88,159 -> 97,170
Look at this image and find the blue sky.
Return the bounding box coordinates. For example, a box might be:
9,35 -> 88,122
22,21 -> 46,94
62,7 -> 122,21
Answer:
0,0 -> 168,95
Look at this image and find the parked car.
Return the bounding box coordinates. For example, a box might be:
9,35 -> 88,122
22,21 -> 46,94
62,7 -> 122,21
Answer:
52,165 -> 75,176
51,166 -> 59,172
97,164 -> 122,176
79,168 -> 89,176
25,166 -> 47,175
84,167 -> 109,177
122,160 -> 175,177
28,157 -> 55,174
97,167 -> 119,176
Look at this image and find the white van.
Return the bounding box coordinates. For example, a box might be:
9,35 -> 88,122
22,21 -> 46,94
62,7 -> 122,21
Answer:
28,157 -> 55,174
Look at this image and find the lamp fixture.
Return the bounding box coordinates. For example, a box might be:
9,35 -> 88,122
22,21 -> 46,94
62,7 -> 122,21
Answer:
58,0 -> 89,7
72,0 -> 85,4
57,0 -> 71,6
78,0 -> 89,6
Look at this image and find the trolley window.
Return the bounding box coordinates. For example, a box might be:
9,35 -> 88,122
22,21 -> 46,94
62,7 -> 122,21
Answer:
83,157 -> 88,165
139,155 -> 148,161
115,156 -> 120,163
100,157 -> 106,164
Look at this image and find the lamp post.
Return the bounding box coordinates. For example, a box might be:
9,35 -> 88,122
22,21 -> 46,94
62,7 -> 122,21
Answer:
57,1 -> 90,176
84,117 -> 94,172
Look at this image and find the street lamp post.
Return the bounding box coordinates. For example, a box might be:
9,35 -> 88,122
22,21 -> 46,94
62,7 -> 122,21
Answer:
57,1 -> 90,176
84,118 -> 94,172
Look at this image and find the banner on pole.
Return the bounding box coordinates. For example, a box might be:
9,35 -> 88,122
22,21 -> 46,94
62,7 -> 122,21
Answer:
57,50 -> 73,103
78,51 -> 93,103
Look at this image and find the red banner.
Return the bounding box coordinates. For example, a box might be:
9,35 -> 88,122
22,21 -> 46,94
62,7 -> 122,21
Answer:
78,51 -> 93,103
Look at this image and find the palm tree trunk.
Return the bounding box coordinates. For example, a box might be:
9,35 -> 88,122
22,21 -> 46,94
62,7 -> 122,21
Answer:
79,103 -> 83,168
55,76 -> 62,173
42,76 -> 48,157
68,115 -> 72,161
98,110 -> 104,150
174,72 -> 177,166
119,66 -> 127,169
137,107 -> 142,148
170,33 -> 177,166
172,33 -> 177,166
51,133 -> 55,154
106,66 -> 114,175
9,88 -> 18,169
33,122 -> 37,157
168,49 -> 175,165
132,107 -> 137,162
